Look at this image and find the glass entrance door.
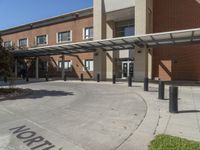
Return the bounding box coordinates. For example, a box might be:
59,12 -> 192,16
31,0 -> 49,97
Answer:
122,62 -> 128,78
122,61 -> 134,79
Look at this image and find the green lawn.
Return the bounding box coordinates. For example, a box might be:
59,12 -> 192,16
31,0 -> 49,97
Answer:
149,134 -> 200,150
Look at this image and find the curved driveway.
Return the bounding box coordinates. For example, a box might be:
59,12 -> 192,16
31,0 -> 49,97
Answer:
0,81 -> 146,150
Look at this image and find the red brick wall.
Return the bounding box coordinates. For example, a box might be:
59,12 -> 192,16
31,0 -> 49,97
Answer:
2,16 -> 94,79
2,16 -> 93,45
153,0 -> 200,81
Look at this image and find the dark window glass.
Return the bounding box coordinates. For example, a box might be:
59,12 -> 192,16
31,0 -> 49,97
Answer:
116,20 -> 135,37
36,35 -> 47,45
19,38 -> 28,48
58,31 -> 71,43
4,41 -> 12,48
84,27 -> 93,39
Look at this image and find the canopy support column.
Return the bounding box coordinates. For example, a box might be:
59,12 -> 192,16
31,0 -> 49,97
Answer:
35,57 -> 39,80
61,55 -> 65,80
46,61 -> 49,73
94,49 -> 106,81
15,59 -> 18,78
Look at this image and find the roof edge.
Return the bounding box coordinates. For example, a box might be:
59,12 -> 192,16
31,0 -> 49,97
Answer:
0,7 -> 93,36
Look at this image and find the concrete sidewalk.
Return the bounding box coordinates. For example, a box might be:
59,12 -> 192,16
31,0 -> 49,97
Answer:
46,80 -> 200,149
114,81 -> 200,150
0,80 -> 200,150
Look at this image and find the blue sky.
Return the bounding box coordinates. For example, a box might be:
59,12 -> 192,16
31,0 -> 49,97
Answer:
0,0 -> 93,30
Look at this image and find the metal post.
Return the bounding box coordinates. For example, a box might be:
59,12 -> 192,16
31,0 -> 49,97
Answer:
61,55 -> 65,80
26,69 -> 29,82
45,73 -> 48,81
4,76 -> 7,83
46,61 -> 49,73
128,76 -> 132,87
158,81 -> 165,100
81,73 -> 84,81
144,77 -> 149,91
169,86 -> 178,113
35,57 -> 39,80
112,74 -> 116,84
64,74 -> 67,81
97,73 -> 100,82
15,59 -> 18,79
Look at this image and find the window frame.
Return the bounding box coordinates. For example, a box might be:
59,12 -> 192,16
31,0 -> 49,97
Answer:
18,38 -> 28,48
3,41 -> 12,48
35,34 -> 48,46
116,20 -> 135,37
56,31 -> 72,44
83,27 -> 93,40
84,59 -> 94,71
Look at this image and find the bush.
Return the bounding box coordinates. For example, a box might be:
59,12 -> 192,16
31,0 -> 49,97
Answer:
149,134 -> 200,150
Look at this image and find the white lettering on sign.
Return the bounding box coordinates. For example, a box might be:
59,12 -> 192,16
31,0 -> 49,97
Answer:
9,125 -> 56,150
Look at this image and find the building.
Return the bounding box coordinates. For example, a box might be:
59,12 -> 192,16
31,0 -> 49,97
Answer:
1,0 -> 200,81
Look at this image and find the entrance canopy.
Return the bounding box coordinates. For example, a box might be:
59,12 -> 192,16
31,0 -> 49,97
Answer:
13,28 -> 200,57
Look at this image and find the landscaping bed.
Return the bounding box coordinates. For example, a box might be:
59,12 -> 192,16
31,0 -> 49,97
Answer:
0,88 -> 32,100
149,134 -> 200,150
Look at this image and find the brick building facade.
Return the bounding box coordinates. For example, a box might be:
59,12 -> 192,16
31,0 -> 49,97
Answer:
153,0 -> 200,80
1,0 -> 200,81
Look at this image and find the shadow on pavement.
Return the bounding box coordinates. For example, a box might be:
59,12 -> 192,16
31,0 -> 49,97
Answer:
178,110 -> 200,113
0,89 -> 74,101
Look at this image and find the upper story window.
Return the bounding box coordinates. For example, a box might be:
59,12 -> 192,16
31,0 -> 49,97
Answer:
83,27 -> 93,40
4,41 -> 12,48
116,20 -> 135,37
57,31 -> 72,43
19,38 -> 28,48
36,35 -> 47,45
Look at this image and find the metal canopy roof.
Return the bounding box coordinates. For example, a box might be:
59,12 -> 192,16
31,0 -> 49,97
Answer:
13,28 -> 200,57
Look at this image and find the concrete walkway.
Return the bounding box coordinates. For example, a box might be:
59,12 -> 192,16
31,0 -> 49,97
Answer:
116,82 -> 200,150
0,80 -> 146,150
0,80 -> 200,150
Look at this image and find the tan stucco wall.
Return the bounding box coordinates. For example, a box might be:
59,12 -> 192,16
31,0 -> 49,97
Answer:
93,0 -> 153,81
134,0 -> 153,81
104,0 -> 135,13
106,21 -> 115,79
93,0 -> 107,80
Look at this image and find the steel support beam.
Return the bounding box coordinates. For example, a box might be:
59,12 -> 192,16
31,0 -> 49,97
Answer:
35,57 -> 39,80
15,59 -> 18,78
61,55 -> 65,80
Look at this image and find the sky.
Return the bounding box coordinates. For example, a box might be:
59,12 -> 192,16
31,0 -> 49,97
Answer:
0,0 -> 93,30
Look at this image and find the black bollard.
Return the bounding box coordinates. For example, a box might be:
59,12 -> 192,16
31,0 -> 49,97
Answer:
112,74 -> 116,84
169,86 -> 178,113
45,73 -> 48,81
64,74 -> 67,81
81,74 -> 84,81
97,74 -> 100,82
26,76 -> 29,82
158,81 -> 165,99
128,76 -> 132,87
144,77 -> 149,91
4,76 -> 7,83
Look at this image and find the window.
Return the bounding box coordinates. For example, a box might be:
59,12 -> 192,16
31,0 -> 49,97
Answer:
85,59 -> 93,71
116,20 -> 135,37
4,41 -> 12,48
58,60 -> 72,70
19,38 -> 28,48
57,31 -> 72,43
83,27 -> 93,40
36,35 -> 47,45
